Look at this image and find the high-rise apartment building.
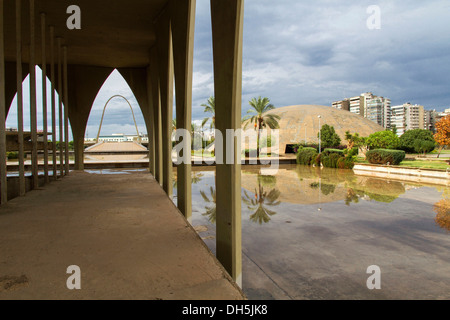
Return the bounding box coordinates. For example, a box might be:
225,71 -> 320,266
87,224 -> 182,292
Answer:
390,103 -> 424,136
331,99 -> 350,111
333,92 -> 391,128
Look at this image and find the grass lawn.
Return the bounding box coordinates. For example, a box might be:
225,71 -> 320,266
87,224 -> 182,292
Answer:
356,158 -> 449,170
398,160 -> 450,170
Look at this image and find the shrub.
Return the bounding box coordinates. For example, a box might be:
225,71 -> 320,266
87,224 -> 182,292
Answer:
367,131 -> 400,150
322,148 -> 344,156
400,129 -> 435,153
344,147 -> 359,157
413,140 -> 436,155
296,147 -> 318,165
337,156 -> 356,169
366,149 -> 406,165
7,152 -> 18,160
322,153 -> 342,168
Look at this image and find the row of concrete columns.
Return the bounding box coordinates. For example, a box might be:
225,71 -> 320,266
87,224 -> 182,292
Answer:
1,0 -> 244,286
0,0 -> 71,203
147,0 -> 244,285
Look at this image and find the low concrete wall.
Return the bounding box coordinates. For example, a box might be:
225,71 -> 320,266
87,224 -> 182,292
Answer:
353,164 -> 449,186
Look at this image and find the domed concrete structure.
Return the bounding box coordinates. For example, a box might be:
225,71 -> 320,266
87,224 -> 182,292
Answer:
256,105 -> 384,154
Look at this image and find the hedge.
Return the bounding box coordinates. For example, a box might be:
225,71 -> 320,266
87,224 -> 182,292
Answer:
366,149 -> 406,165
322,153 -> 342,168
322,148 -> 344,156
296,147 -> 318,165
337,156 -> 355,169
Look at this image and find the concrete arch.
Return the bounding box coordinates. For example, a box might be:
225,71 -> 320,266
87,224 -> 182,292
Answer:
96,94 -> 141,143
68,66 -> 151,170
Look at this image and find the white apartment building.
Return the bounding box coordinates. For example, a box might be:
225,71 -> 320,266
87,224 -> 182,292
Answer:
334,92 -> 391,128
390,103 -> 424,136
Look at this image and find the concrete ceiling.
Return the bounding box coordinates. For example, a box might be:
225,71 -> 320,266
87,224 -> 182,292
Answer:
3,0 -> 169,68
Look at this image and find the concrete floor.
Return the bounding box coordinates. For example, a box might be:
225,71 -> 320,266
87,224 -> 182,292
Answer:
0,171 -> 245,300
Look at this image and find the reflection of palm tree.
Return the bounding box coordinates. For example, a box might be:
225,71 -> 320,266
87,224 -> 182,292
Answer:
242,183 -> 281,224
192,171 -> 204,185
200,187 -> 216,224
345,188 -> 360,206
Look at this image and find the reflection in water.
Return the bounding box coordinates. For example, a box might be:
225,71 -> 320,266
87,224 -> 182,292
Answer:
172,164 -> 449,299
175,165 -> 449,226
434,199 -> 450,232
200,187 -> 216,224
242,176 -> 281,224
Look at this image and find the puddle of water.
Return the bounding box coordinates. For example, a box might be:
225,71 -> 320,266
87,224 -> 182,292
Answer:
173,164 -> 450,300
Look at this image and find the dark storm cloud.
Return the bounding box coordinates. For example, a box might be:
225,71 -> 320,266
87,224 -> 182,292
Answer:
192,0 -> 450,116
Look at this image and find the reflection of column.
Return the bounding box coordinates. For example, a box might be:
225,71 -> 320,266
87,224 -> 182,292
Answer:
171,0 -> 195,221
50,27 -> 57,180
63,46 -> 69,176
318,176 -> 322,211
211,0 -> 244,287
57,38 -> 63,177
41,13 -> 49,183
16,0 -> 25,195
0,0 -> 7,204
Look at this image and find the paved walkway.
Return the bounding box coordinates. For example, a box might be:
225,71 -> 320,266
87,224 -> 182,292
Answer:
0,171 -> 245,300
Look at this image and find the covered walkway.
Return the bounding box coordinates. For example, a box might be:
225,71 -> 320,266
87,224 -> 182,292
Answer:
0,171 -> 245,299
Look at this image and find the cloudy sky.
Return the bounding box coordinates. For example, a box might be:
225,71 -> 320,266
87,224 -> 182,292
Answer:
6,0 -> 450,139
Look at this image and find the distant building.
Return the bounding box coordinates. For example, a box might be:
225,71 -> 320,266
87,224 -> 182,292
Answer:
331,99 -> 350,111
333,92 -> 391,129
390,103 -> 425,136
86,133 -> 148,143
365,95 -> 391,129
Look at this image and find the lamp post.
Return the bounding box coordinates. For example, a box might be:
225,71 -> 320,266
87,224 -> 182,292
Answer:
304,123 -> 307,144
318,115 -> 322,154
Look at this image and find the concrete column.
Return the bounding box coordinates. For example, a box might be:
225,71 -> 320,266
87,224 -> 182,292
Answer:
170,0 -> 196,221
155,11 -> 174,196
149,47 -> 162,184
41,13 -> 49,183
210,0 -> 244,287
16,0 -> 25,195
50,26 -> 57,180
146,66 -> 156,176
57,38 -> 63,178
29,0 -> 38,189
63,46 -> 69,176
0,0 -> 7,204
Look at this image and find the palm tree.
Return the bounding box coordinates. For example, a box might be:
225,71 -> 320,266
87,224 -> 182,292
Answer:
201,96 -> 216,131
243,96 -> 280,157
172,119 -> 177,132
200,186 -> 216,224
242,182 -> 281,224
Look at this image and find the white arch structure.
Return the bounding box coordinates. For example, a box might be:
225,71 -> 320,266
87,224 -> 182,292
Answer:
96,94 -> 141,143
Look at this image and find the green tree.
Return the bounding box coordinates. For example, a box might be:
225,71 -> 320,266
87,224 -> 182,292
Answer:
413,140 -> 436,155
242,96 -> 280,157
201,96 -> 216,130
367,130 -> 399,150
399,129 -> 435,153
319,124 -> 341,149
